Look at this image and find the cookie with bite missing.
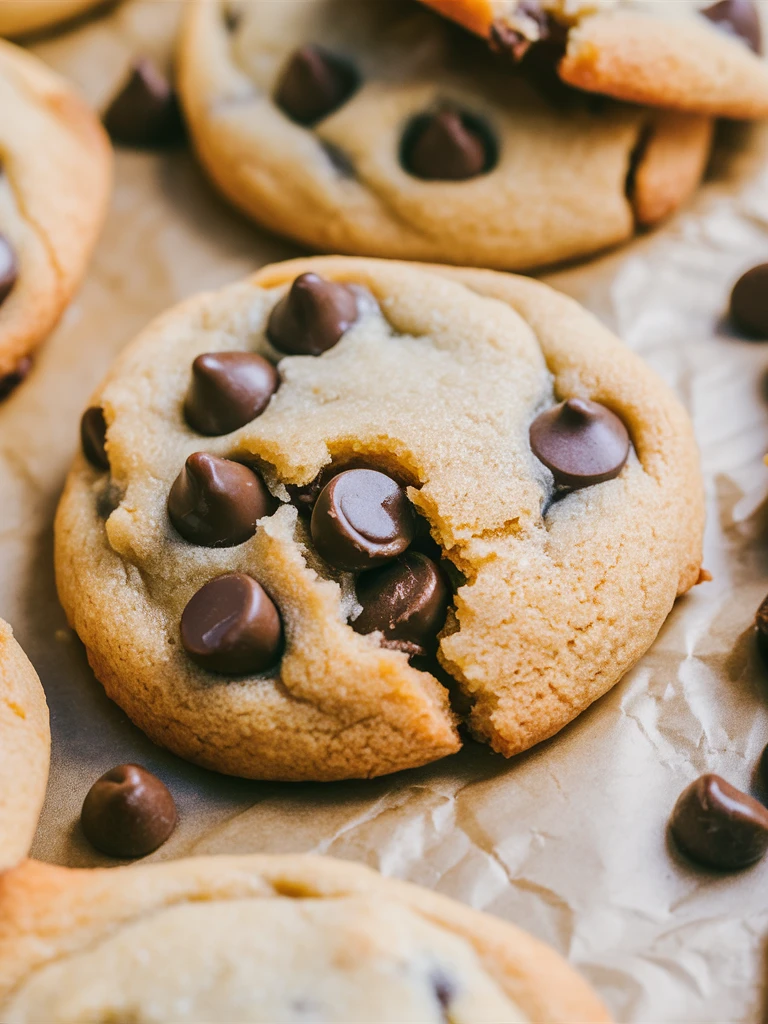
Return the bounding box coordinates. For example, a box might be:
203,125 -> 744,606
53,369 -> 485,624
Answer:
0,619 -> 49,870
0,853 -> 610,1022
0,39 -> 111,396
54,257 -> 704,781
419,0 -> 768,119
177,0 -> 712,272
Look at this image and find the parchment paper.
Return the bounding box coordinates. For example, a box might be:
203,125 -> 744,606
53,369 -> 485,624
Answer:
2,3 -> 768,1020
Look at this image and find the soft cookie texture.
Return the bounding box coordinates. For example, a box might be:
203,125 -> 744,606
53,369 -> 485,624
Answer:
0,854 -> 610,1022
0,39 -> 111,385
54,257 -> 704,781
419,0 -> 768,118
0,620 -> 49,871
177,0 -> 712,272
0,0 -> 105,37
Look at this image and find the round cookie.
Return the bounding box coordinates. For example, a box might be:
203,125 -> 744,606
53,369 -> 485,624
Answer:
0,0 -> 106,37
0,39 -> 111,390
54,257 -> 705,781
0,853 -> 610,1022
177,0 -> 712,272
419,0 -> 768,119
0,619 -> 50,871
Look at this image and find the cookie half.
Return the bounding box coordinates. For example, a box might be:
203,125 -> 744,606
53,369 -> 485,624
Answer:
0,39 -> 111,388
420,0 -> 768,119
0,0 -> 106,37
0,620 -> 49,871
178,0 -> 711,272
0,853 -> 610,1022
54,257 -> 704,781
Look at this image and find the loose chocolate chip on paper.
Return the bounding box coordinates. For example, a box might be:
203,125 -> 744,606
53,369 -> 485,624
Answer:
104,58 -> 185,149
185,351 -> 279,436
311,468 -> 416,572
669,773 -> 768,871
81,764 -> 177,858
729,263 -> 768,338
0,355 -> 31,402
181,572 -> 283,675
275,45 -> 358,126
0,233 -> 18,306
702,0 -> 762,54
529,397 -> 629,489
267,273 -> 358,356
80,406 -> 110,471
168,452 -> 273,547
402,109 -> 494,181
353,552 -> 450,656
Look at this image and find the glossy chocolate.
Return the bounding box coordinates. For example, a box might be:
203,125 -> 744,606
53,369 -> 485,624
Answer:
81,407 -> 109,471
529,397 -> 629,489
274,45 -> 358,125
80,764 -> 177,858
670,773 -> 768,870
702,0 -> 762,53
267,273 -> 358,356
730,263 -> 768,338
104,58 -> 185,148
402,109 -> 491,181
185,351 -> 278,436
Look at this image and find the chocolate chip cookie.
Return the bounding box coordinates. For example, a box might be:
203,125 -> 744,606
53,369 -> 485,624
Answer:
0,853 -> 610,1022
0,619 -> 49,871
177,0 -> 712,271
420,0 -> 768,118
0,39 -> 111,393
54,257 -> 704,781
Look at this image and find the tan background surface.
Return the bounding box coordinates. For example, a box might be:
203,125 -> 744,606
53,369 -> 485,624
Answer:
1,2 -> 768,1020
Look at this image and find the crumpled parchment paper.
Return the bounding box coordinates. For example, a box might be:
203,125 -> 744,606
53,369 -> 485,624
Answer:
1,3 -> 768,1020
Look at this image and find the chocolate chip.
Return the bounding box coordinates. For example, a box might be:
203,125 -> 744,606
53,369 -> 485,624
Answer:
81,764 -> 177,858
529,398 -> 629,489
353,552 -> 449,656
223,4 -> 241,31
0,355 -> 31,402
402,109 -> 494,181
702,0 -> 761,53
0,233 -> 18,306
81,407 -> 109,471
181,572 -> 282,675
168,453 -> 273,548
275,45 -> 358,126
756,594 -> 768,665
729,264 -> 768,338
670,773 -> 768,871
267,273 -> 358,357
104,58 -> 185,149
311,468 -> 416,571
185,352 -> 279,436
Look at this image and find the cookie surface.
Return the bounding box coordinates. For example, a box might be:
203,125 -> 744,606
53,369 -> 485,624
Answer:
54,257 -> 704,781
0,853 -> 610,1022
420,0 -> 768,118
0,39 -> 111,387
0,0 -> 104,37
178,0 -> 711,272
0,620 -> 49,871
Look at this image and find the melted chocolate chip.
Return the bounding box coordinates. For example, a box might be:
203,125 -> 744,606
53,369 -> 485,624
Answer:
81,764 -> 177,858
730,264 -> 768,338
755,593 -> 768,665
267,273 -> 358,356
185,352 -> 279,436
81,407 -> 109,471
168,453 -> 273,547
0,355 -> 31,402
311,468 -> 416,571
104,58 -> 185,148
353,552 -> 449,656
529,398 -> 629,489
181,572 -> 282,675
670,773 -> 768,870
275,45 -> 358,126
0,233 -> 18,306
702,0 -> 762,53
402,109 -> 494,181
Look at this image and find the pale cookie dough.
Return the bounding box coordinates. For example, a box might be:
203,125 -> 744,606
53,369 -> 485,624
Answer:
420,0 -> 768,118
0,39 -> 111,386
54,257 -> 705,781
0,619 -> 49,871
0,853 -> 610,1022
0,0 -> 105,37
178,0 -> 712,272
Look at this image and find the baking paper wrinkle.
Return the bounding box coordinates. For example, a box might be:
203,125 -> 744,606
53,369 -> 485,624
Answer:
0,1 -> 766,1021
